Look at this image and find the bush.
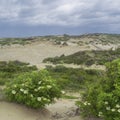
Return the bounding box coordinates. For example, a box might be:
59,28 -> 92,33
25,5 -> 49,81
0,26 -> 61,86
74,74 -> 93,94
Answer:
0,61 -> 37,73
43,48 -> 120,66
76,59 -> 120,120
0,61 -> 38,85
46,65 -> 104,91
5,70 -> 62,108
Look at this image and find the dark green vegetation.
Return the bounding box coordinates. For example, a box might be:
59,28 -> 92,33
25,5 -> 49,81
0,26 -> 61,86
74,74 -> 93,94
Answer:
43,48 -> 120,66
5,70 -> 61,108
0,38 -> 33,46
1,33 -> 120,46
0,61 -> 37,85
45,65 -> 104,91
0,60 -> 104,92
77,58 -> 120,120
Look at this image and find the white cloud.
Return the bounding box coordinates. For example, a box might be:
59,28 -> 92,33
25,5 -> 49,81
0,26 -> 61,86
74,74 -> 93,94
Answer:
0,0 -> 120,27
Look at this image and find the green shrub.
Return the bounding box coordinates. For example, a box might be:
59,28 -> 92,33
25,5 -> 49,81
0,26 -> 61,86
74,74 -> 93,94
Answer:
46,65 -> 104,91
5,70 -> 62,108
76,59 -> 120,120
0,61 -> 37,73
43,48 -> 120,66
0,61 -> 38,85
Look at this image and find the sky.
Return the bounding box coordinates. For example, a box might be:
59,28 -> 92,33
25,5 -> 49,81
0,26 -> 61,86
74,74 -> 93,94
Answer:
0,0 -> 120,37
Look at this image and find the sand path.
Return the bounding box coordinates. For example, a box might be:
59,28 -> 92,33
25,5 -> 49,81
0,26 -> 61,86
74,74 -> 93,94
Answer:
0,99 -> 82,120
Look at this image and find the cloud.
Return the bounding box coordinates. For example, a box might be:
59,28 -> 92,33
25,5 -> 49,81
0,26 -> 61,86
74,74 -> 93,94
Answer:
0,0 -> 120,27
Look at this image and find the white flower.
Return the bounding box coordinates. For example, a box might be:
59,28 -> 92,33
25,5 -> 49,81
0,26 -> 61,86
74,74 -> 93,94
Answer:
118,109 -> 120,113
61,91 -> 65,94
30,94 -> 33,98
37,87 -> 41,90
42,97 -> 47,101
98,112 -> 103,117
23,90 -> 28,94
14,85 -> 17,88
84,101 -> 88,106
20,88 -> 24,92
116,104 -> 120,108
22,84 -> 25,86
106,106 -> 110,110
12,90 -> 16,94
111,109 -> 115,112
38,81 -> 42,85
104,101 -> 108,105
46,85 -> 52,89
37,97 -> 42,101
34,89 -> 38,92
83,101 -> 91,106
87,103 -> 91,105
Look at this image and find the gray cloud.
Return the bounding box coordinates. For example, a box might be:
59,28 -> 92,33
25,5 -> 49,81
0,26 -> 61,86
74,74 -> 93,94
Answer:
0,0 -> 120,37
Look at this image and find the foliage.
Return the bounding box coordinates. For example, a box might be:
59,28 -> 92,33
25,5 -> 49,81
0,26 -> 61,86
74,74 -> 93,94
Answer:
1,33 -> 120,46
0,38 -> 31,46
5,70 -> 61,108
0,61 -> 37,85
76,59 -> 120,120
43,48 -> 120,66
46,65 -> 104,91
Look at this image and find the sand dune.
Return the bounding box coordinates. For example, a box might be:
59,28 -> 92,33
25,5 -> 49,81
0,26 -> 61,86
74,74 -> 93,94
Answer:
0,41 -> 81,65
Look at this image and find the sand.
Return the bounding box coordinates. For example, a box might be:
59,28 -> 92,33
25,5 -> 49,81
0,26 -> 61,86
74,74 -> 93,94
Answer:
0,41 -> 82,68
0,99 -> 82,120
0,41 -> 107,70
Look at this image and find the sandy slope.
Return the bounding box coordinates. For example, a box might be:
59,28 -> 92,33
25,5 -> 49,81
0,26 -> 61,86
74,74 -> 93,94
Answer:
0,41 -> 90,68
0,41 -> 111,70
0,99 -> 82,120
0,101 -> 50,120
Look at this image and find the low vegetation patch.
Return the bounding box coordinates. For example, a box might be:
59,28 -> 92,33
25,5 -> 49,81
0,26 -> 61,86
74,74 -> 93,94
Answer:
76,59 -> 120,120
0,38 -> 32,46
45,65 -> 104,91
0,60 -> 37,85
43,48 -> 120,66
